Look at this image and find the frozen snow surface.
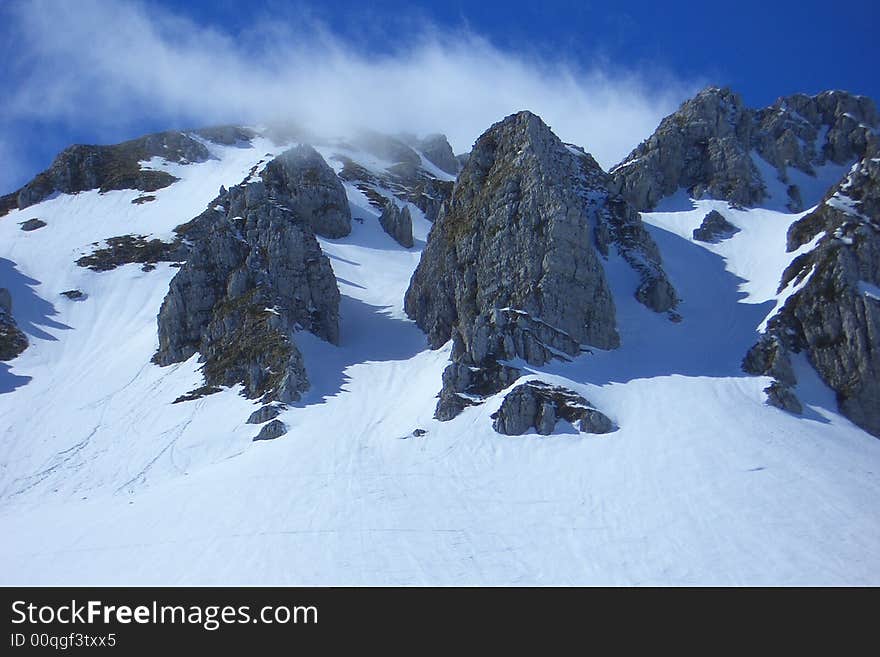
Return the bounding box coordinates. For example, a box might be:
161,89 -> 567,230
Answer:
1,134 -> 878,586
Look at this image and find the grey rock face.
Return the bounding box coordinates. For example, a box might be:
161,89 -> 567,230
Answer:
0,289 -> 11,314
262,145 -> 351,238
194,125 -> 257,146
611,87 -> 879,211
491,381 -> 615,436
742,335 -> 796,386
744,148 -> 880,437
405,111 -> 677,419
415,134 -> 460,175
0,131 -> 211,216
246,405 -> 284,424
0,288 -> 28,361
378,199 -> 414,247
154,147 -> 340,404
19,218 -> 46,231
693,209 -> 740,243
765,381 -> 803,415
60,290 -> 86,301
334,150 -> 453,223
253,419 -> 287,441
579,146 -> 679,315
353,131 -> 422,167
579,408 -> 615,434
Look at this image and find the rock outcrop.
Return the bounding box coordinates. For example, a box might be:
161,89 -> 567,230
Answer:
261,145 -> 351,238
0,131 -> 211,216
246,405 -> 283,425
405,111 -> 677,420
378,199 -> 414,247
414,134 -> 460,175
491,381 -> 615,435
693,209 -> 740,243
194,125 -> 257,146
0,289 -> 28,361
153,146 -> 341,404
744,149 -> 880,436
253,419 -> 287,441
19,218 -> 46,232
611,87 -> 879,211
353,131 -> 423,167
76,235 -> 185,272
334,132 -> 453,222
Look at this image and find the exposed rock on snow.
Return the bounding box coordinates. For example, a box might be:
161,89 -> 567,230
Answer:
76,234 -> 185,272
0,288 -> 28,361
378,199 -> 414,248
693,209 -> 740,243
413,134 -> 460,175
246,405 -> 283,425
491,381 -> 615,435
334,151 -> 452,222
745,149 -> 880,436
261,144 -> 351,238
406,111 -> 676,419
60,290 -> 86,301
0,131 -> 211,216
743,335 -> 796,386
253,419 -> 287,441
611,87 -> 879,211
153,147 -> 340,404
194,125 -> 257,146
764,381 -> 803,415
19,218 -> 46,232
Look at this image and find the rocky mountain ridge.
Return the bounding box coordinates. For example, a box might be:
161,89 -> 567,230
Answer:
611,87 -> 879,212
1,90 -> 878,440
744,143 -> 880,435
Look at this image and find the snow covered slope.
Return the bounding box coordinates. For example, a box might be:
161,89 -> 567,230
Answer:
0,128 -> 878,585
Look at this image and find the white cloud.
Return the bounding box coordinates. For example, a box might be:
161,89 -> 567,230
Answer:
1,0 -> 697,172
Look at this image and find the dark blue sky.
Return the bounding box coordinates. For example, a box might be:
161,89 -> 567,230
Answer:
1,0 -> 878,194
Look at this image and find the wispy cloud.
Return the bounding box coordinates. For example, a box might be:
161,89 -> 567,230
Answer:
1,0 -> 697,191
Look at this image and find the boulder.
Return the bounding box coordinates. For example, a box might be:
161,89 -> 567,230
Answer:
491,381 -> 615,436
246,405 -> 284,424
19,218 -> 46,231
253,419 -> 287,441
692,210 -> 740,243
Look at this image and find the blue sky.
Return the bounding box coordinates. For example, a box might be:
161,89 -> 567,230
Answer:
1,0 -> 878,194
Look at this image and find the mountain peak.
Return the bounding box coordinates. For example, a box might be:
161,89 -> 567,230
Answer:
405,109 -> 676,420
612,87 -> 879,211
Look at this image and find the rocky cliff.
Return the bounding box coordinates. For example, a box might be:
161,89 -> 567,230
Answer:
153,146 -> 342,404
261,144 -> 352,238
335,133 -> 454,222
611,87 -> 879,211
405,111 -> 676,421
744,146 -> 880,436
